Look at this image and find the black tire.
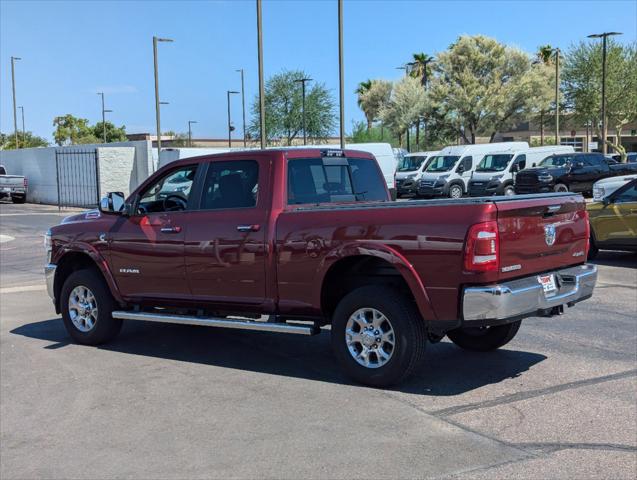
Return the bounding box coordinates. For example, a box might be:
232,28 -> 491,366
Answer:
331,286 -> 427,387
60,269 -> 122,345
447,320 -> 521,352
588,232 -> 599,260
503,185 -> 516,196
448,184 -> 464,199
11,195 -> 26,204
554,183 -> 569,193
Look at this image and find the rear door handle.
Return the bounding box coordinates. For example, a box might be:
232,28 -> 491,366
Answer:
237,224 -> 260,232
160,226 -> 182,233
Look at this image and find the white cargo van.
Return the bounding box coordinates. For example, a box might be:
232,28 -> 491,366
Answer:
468,145 -> 575,196
346,143 -> 397,194
395,151 -> 439,197
417,142 -> 528,198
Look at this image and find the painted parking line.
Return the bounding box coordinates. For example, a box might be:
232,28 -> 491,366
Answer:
0,284 -> 47,294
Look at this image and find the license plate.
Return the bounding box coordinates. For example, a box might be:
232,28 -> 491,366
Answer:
538,274 -> 557,295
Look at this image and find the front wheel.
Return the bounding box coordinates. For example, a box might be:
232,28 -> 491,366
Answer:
446,321 -> 521,352
331,286 -> 427,387
11,195 -> 26,204
61,269 -> 122,345
503,185 -> 516,196
449,184 -> 463,199
554,183 -> 569,193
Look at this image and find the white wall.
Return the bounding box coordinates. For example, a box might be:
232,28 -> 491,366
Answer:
0,140 -> 153,205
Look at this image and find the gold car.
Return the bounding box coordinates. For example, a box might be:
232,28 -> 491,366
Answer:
587,178 -> 637,259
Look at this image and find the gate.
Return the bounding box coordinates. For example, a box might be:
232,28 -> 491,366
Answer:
55,149 -> 100,208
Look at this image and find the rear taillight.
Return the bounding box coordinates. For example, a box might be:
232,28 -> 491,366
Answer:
464,221 -> 499,272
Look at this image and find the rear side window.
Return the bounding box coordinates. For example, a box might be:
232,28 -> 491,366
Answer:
287,158 -> 387,205
200,160 -> 259,210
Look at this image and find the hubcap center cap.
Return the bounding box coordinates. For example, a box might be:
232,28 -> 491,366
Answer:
361,331 -> 376,348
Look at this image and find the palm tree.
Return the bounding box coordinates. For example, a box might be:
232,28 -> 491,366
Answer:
410,52 -> 434,87
356,80 -> 374,131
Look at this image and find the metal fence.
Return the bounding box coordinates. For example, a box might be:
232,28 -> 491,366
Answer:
55,149 -> 100,208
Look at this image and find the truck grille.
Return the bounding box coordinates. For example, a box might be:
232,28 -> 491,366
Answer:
468,182 -> 488,196
515,174 -> 538,186
420,180 -> 434,187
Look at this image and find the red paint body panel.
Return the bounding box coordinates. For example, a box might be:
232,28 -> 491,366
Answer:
49,149 -> 589,324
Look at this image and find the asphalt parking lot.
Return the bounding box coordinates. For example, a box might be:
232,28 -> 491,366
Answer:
1,202 -> 636,479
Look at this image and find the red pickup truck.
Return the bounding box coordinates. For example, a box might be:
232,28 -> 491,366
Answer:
45,149 -> 597,386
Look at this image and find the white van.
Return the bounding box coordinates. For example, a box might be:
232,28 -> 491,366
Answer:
417,142 -> 529,198
395,151 -> 439,197
468,146 -> 575,196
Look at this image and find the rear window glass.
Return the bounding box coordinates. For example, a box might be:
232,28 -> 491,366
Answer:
287,158 -> 387,205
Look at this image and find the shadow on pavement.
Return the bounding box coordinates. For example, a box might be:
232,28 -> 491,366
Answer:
590,250 -> 637,268
11,317 -> 546,396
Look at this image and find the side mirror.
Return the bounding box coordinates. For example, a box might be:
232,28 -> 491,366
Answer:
532,162 -> 537,167
99,192 -> 126,214
510,163 -> 519,173
602,196 -> 613,206
456,164 -> 465,174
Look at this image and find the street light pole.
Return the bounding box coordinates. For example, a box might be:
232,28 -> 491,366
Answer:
256,0 -> 266,149
236,69 -> 247,147
554,48 -> 560,146
188,120 -> 197,147
153,36 -> 173,167
337,0 -> 345,149
294,78 -> 312,145
11,56 -> 21,148
588,32 -> 622,155
227,90 -> 239,148
96,92 -> 112,143
18,106 -> 25,141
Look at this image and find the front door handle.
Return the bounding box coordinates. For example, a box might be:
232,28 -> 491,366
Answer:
237,224 -> 260,232
160,226 -> 182,233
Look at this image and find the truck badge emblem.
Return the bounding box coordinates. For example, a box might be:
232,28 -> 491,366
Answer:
544,225 -> 556,246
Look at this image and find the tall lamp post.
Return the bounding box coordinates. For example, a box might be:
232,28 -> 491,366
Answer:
97,92 -> 113,143
11,56 -> 21,148
587,32 -> 622,155
236,69 -> 247,147
294,77 -> 312,145
227,90 -> 239,147
153,36 -> 174,166
18,106 -> 25,141
554,48 -> 560,146
337,0 -> 345,149
256,0 -> 266,149
188,120 -> 197,147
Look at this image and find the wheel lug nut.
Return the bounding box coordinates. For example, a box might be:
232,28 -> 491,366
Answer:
376,338 -> 381,342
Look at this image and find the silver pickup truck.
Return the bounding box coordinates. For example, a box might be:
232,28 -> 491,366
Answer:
0,165 -> 27,203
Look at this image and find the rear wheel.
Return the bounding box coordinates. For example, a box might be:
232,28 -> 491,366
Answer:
331,286 -> 427,387
61,269 -> 122,345
11,195 -> 26,204
554,183 -> 569,193
449,184 -> 463,199
447,321 -> 521,352
503,185 -> 515,196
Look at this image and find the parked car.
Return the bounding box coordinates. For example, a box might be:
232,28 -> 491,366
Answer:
418,142 -> 528,198
395,151 -> 439,197
45,148 -> 597,387
592,174 -> 637,202
0,165 -> 27,203
587,178 -> 637,259
515,152 -> 637,195
468,146 -> 575,197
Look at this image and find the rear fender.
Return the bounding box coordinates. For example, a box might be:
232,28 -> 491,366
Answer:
316,242 -> 437,321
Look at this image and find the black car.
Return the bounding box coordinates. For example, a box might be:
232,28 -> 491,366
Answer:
514,152 -> 637,195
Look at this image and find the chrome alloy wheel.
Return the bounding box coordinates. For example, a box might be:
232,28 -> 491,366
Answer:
450,185 -> 463,198
68,285 -> 98,332
345,308 -> 395,368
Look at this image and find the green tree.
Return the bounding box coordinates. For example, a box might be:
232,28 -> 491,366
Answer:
356,79 -> 392,132
427,35 -> 553,143
0,131 -> 49,149
53,115 -> 97,145
379,76 -> 426,147
248,70 -> 336,145
562,40 -> 637,161
92,121 -> 128,143
349,120 -> 399,145
163,131 -> 189,147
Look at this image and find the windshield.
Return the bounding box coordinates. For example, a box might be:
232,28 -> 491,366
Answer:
397,156 -> 427,172
539,155 -> 573,167
425,155 -> 460,172
476,154 -> 513,172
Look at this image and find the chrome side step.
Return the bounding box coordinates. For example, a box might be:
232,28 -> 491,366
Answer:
111,311 -> 319,335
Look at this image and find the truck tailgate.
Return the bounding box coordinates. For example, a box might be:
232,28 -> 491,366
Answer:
495,194 -> 588,281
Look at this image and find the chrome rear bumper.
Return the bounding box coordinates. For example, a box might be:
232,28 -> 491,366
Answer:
463,264 -> 597,324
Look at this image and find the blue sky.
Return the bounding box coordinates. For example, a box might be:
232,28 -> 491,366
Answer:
1,0 -> 636,143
